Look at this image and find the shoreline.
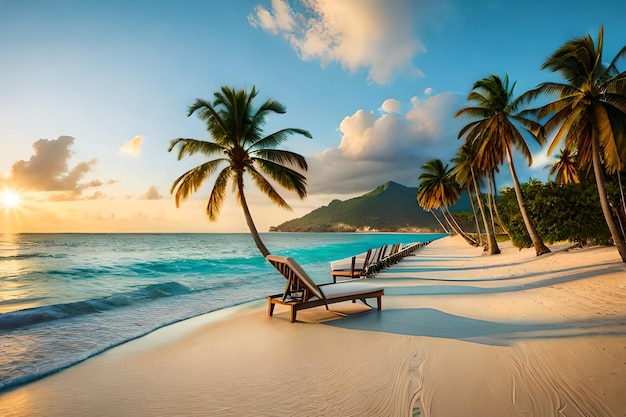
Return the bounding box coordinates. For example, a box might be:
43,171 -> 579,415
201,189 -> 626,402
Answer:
1,236 -> 625,416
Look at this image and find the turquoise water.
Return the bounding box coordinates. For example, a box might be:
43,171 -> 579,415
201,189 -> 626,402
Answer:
0,232 -> 444,391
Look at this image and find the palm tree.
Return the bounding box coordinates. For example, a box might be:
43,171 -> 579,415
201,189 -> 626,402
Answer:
451,143 -> 501,254
546,148 -> 579,184
451,144 -> 482,245
168,86 -> 312,257
455,74 -> 551,256
519,26 -> 626,262
417,159 -> 478,246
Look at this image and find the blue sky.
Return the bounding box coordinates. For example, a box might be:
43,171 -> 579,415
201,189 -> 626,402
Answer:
1,0 -> 624,232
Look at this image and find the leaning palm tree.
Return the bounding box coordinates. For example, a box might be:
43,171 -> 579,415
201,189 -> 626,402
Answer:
455,74 -> 551,256
169,86 -> 312,257
519,26 -> 626,262
451,143 -> 500,250
417,159 -> 478,246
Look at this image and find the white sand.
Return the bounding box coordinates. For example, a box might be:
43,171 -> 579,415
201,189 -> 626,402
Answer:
1,236 -> 625,417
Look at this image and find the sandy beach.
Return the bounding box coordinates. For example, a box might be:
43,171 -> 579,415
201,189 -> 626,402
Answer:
1,235 -> 625,417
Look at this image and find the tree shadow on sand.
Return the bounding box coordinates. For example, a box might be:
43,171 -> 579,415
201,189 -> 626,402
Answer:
325,308 -> 626,347
324,261 -> 626,346
377,263 -> 625,295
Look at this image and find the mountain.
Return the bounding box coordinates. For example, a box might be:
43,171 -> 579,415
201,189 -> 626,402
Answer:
270,181 -> 471,232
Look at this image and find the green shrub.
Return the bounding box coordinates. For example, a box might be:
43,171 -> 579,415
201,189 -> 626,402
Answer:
497,179 -> 611,248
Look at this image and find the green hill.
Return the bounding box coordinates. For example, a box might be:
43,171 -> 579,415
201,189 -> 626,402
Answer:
270,181 -> 471,232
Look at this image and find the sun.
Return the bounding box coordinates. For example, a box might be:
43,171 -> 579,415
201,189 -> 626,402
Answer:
2,190 -> 21,209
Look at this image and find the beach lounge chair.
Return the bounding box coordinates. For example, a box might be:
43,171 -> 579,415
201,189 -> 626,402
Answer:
266,254 -> 384,323
330,249 -> 372,282
367,244 -> 389,276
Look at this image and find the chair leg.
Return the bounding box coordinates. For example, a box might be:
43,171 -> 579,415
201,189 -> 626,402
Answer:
268,300 -> 276,317
290,306 -> 297,323
377,295 -> 382,311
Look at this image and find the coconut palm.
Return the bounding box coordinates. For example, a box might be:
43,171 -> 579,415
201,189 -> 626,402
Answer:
417,159 -> 478,246
169,86 -> 312,257
450,143 -> 505,253
455,74 -> 551,255
450,147 -> 483,246
546,148 -> 579,184
519,26 -> 626,262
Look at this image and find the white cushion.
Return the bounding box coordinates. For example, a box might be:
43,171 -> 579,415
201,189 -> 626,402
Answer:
320,282 -> 383,299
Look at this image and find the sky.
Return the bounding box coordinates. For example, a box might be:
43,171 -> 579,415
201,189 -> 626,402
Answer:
1,0 -> 624,233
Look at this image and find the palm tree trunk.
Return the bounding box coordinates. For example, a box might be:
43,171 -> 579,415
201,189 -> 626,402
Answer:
440,208 -> 455,233
617,172 -> 626,239
238,188 -> 271,257
472,168 -> 500,254
490,173 -> 511,237
505,146 -> 551,256
441,207 -> 478,246
445,206 -> 478,246
486,174 -> 498,234
429,209 -> 450,233
467,183 -> 483,246
592,136 -> 626,263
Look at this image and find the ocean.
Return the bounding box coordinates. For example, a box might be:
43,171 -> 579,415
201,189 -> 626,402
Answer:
0,232 -> 444,392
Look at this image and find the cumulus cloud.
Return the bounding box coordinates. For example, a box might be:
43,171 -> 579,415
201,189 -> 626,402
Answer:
380,99 -> 401,114
140,186 -> 163,200
306,92 -> 465,194
119,135 -> 143,158
424,87 -> 433,95
7,136 -> 102,195
249,0 -> 427,84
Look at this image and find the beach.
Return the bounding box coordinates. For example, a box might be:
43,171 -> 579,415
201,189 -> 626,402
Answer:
1,235 -> 625,416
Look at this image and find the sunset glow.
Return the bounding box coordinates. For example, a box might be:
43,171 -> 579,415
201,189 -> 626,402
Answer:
1,189 -> 20,209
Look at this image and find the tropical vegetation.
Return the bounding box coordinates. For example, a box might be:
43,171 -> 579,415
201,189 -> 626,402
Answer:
455,74 -> 551,256
414,26 -> 626,263
518,26 -> 626,262
168,86 -> 312,257
498,179 -> 612,248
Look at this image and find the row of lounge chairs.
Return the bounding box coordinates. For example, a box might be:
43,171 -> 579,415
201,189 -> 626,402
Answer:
264,241 -> 431,323
330,241 -> 430,282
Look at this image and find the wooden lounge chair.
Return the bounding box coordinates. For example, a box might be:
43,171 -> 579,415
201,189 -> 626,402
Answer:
330,249 -> 372,282
266,254 -> 384,323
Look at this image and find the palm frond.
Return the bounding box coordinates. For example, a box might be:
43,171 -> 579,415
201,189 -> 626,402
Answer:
253,158 -> 307,198
546,106 -> 583,156
168,138 -> 226,160
206,168 -> 232,221
247,168 -> 292,209
255,148 -> 308,171
593,103 -> 622,171
170,159 -> 227,207
249,128 -> 312,152
457,119 -> 482,139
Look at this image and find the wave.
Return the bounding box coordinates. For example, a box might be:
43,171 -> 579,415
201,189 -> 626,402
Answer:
0,252 -> 66,261
34,256 -> 264,280
0,281 -> 195,331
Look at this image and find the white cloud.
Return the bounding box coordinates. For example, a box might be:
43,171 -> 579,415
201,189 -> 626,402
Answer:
306,92 -> 465,194
140,185 -> 163,200
424,87 -> 433,95
249,0 -> 295,33
119,135 -> 143,158
7,135 -> 101,195
380,98 -> 401,114
530,149 -> 553,170
249,0 -> 427,84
